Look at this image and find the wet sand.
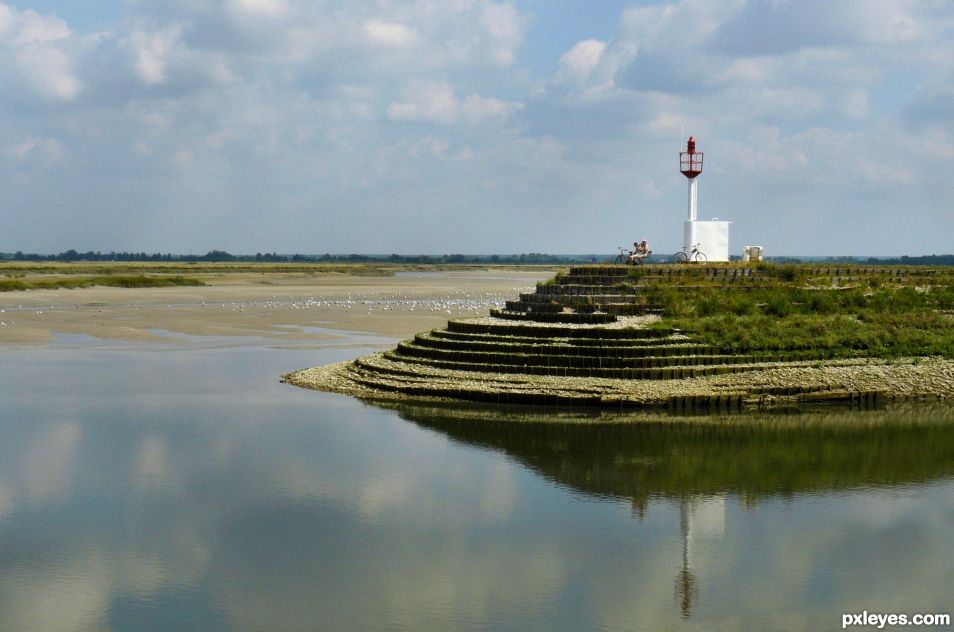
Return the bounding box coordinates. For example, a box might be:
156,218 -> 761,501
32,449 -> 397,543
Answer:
0,269 -> 553,345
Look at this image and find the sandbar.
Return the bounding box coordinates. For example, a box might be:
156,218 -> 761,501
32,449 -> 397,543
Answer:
0,268 -> 554,345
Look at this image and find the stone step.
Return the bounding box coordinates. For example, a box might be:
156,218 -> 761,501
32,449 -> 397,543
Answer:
347,365 -> 606,406
394,341 -> 812,369
381,349 -> 777,379
350,356 -> 862,408
414,332 -> 721,357
429,329 -> 684,347
489,309 -> 618,324
519,292 -> 635,304
537,284 -> 633,296
566,266 -> 632,277
446,319 -> 675,339
557,275 -> 644,286
526,302 -> 564,313
506,299 -> 661,315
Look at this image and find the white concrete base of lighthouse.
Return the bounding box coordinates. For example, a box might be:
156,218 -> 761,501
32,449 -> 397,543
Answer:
684,220 -> 730,262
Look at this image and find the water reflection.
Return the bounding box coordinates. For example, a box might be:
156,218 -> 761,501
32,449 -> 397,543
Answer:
2,342 -> 953,631
389,403 -> 954,502
388,401 -> 954,620
666,495 -> 723,619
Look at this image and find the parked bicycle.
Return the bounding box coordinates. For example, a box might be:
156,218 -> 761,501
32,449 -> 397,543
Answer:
672,243 -> 707,264
615,246 -> 650,265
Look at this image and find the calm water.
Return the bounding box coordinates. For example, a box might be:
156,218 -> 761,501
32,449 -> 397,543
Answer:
1,334 -> 953,631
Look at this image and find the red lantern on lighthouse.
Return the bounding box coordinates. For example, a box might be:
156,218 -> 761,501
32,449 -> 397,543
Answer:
680,136 -> 703,179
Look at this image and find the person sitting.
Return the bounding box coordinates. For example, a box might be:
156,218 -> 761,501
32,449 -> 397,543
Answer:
628,240 -> 651,264
626,241 -> 640,264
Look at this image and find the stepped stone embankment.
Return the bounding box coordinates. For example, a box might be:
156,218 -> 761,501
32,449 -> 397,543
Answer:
285,264 -> 954,411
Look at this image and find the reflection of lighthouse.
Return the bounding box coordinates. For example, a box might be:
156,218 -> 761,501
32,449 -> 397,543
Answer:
675,494 -> 726,619
679,137 -> 730,262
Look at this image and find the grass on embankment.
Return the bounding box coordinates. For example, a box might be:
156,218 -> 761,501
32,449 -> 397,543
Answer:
0,275 -> 206,292
646,278 -> 954,359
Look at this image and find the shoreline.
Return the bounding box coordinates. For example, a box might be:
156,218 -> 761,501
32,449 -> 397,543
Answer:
284,353 -> 954,411
5,264 -> 952,414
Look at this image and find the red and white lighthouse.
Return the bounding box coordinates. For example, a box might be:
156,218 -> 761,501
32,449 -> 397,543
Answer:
680,136 -> 703,222
678,136 -> 730,262
680,137 -> 703,256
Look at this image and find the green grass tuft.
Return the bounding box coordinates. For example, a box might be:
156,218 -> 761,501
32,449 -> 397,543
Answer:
0,275 -> 206,292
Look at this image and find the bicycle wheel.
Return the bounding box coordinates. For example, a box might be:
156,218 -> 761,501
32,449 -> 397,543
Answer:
615,254 -> 626,265
672,251 -> 688,264
693,252 -> 707,264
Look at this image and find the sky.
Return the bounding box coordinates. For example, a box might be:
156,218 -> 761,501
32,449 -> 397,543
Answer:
0,0 -> 952,256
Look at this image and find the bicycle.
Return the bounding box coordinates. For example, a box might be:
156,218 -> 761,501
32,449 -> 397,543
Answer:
672,243 -> 707,264
615,246 -> 650,265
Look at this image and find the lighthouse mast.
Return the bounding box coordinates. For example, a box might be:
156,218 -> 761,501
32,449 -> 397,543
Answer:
679,137 -> 704,254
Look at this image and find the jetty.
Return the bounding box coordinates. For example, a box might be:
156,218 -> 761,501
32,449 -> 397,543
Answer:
286,263 -> 954,410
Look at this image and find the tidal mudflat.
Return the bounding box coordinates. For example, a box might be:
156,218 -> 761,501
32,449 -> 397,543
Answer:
0,265 -> 552,343
2,268 -> 952,631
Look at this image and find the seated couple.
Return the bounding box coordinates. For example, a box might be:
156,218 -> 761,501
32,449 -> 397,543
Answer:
627,240 -> 651,264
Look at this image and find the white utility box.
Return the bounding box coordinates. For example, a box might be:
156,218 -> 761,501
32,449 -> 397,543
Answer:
684,220 -> 730,262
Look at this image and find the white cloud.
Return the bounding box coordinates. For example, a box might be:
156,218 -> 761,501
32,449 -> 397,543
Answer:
388,80 -> 521,126
0,5 -> 11,40
353,1 -> 526,69
388,80 -> 459,125
364,20 -> 417,48
0,4 -> 80,101
461,94 -> 522,123
723,127 -> 810,173
557,39 -> 606,84
3,6 -> 70,46
112,22 -> 236,93
714,58 -> 774,84
15,44 -> 80,100
226,0 -> 290,20
752,87 -> 824,119
480,2 -> 523,66
126,25 -> 182,86
711,0 -> 922,56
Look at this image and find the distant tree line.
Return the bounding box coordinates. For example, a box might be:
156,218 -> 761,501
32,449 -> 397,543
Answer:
769,255 -> 954,266
2,250 -> 952,266
0,249 -> 600,264
5,249 -> 245,262
863,255 -> 954,266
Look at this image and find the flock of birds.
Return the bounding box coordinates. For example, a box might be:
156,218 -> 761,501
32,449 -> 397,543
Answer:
0,288 -> 530,327
253,290 -> 519,316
